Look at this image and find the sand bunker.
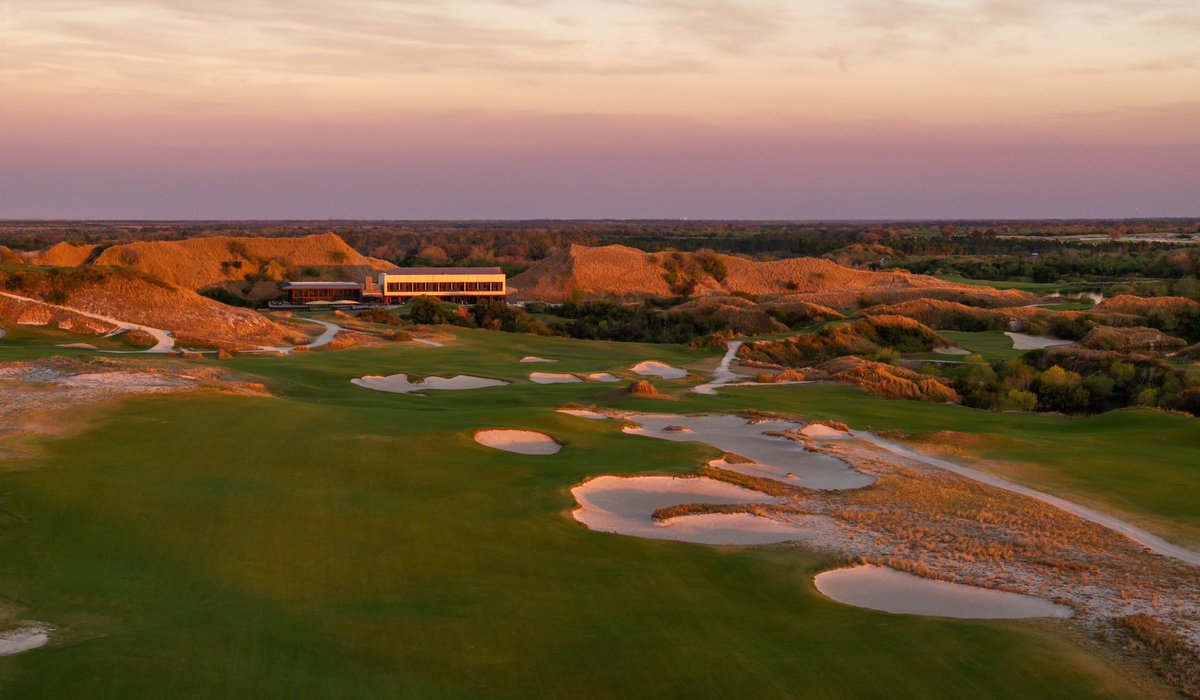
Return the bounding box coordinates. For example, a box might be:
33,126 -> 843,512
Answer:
800,423 -> 851,440
623,413 -> 873,490
557,408 -> 608,420
933,346 -> 971,355
1005,332 -> 1075,350
631,361 -> 688,379
520,356 -> 557,363
572,475 -> 813,545
475,429 -> 562,455
0,624 -> 50,656
56,342 -> 99,349
352,373 -> 508,394
814,566 -> 1072,619
530,372 -> 582,384
587,372 -> 620,382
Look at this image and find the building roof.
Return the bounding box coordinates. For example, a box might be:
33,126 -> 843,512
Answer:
383,267 -> 504,276
279,281 -> 364,289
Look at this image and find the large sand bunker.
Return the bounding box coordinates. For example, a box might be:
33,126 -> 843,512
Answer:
475,429 -> 562,455
1005,332 -> 1075,350
530,372 -> 582,384
572,475 -> 814,545
814,566 -> 1072,619
587,372 -> 620,382
0,624 -> 50,656
624,414 -> 873,490
631,361 -> 688,379
352,373 -> 508,394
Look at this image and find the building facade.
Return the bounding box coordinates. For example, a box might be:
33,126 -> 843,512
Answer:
378,267 -> 506,305
279,281 -> 364,304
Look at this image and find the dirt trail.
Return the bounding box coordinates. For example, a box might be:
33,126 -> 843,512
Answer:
858,432 -> 1200,567
244,318 -> 341,354
0,291 -> 174,353
691,340 -> 744,395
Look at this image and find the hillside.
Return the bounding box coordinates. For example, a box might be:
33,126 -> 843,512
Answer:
0,268 -> 301,350
87,233 -> 391,291
511,244 -> 1033,306
24,242 -> 98,267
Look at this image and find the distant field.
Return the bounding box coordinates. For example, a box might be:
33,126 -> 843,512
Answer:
935,276 -> 1062,292
0,327 -> 1178,698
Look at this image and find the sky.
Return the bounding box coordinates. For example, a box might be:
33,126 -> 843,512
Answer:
1,0 -> 1198,219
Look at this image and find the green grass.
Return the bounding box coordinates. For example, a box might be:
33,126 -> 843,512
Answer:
0,328 -> 1172,698
0,323 -> 151,351
935,330 -> 1021,361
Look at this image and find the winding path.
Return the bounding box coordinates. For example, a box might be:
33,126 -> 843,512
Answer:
247,317 -> 342,354
691,340 -> 744,395
858,432 -> 1200,568
0,291 -> 174,353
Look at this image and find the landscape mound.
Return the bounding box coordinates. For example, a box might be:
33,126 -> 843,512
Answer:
510,244 -> 1034,307
88,233 -> 391,291
1095,294 -> 1200,316
24,242 -> 97,267
1081,326 -> 1188,352
858,299 -> 1010,331
628,380 -> 658,395
819,356 -> 960,402
738,316 -> 948,367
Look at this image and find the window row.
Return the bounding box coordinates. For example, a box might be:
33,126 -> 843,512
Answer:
385,281 -> 503,292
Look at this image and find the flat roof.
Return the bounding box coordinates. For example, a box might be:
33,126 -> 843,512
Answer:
280,281 -> 363,289
383,267 -> 503,276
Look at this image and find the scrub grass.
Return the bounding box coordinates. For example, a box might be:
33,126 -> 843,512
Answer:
0,327 -> 1175,698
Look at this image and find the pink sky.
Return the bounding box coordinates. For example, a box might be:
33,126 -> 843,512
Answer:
1,0 -> 1197,218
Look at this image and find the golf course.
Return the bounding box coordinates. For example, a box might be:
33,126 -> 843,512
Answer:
1,322 -> 1193,698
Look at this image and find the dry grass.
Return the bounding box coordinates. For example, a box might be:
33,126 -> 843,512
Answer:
818,356 -> 960,402
627,380 -> 659,396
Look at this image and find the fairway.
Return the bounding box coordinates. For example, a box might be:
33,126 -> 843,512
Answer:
0,327 -> 1172,698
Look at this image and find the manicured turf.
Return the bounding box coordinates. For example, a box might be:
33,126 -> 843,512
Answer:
937,330 -> 1022,361
934,276 -> 1063,292
0,328 -> 1172,697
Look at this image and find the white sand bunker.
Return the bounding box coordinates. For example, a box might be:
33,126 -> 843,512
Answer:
530,372 -> 582,384
557,408 -> 608,420
475,429 -> 562,455
587,372 -> 620,382
352,374 -> 508,394
799,423 -> 851,440
814,566 -> 1072,619
572,475 -> 814,545
933,346 -> 970,355
520,356 -> 556,363
1005,332 -> 1075,350
624,414 -> 873,490
57,342 -> 99,349
0,624 -> 51,656
631,361 -> 688,379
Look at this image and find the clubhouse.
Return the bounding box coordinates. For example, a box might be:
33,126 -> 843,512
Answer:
279,267 -> 508,306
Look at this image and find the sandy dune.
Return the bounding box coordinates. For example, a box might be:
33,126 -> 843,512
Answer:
631,361 -> 688,379
0,624 -> 51,656
0,290 -> 175,353
529,372 -> 582,384
624,413 -> 873,490
814,565 -> 1072,619
475,429 -> 562,455
1005,332 -> 1075,350
572,475 -> 813,545
352,373 -> 508,394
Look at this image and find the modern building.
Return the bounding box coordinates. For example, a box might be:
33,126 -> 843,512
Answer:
378,267 -> 506,305
277,268 -> 509,307
279,281 -> 365,305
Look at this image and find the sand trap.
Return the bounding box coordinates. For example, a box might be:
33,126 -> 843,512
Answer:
623,413 -> 873,490
572,475 -> 813,545
411,338 -> 444,347
475,429 -> 562,455
530,372 -> 582,384
800,423 -> 851,440
0,624 -> 50,656
586,372 -> 620,382
933,346 -> 971,355
520,356 -> 557,363
814,566 -> 1072,619
631,361 -> 688,379
352,373 -> 508,394
557,408 -> 608,420
1005,332 -> 1075,350
57,342 -> 99,349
